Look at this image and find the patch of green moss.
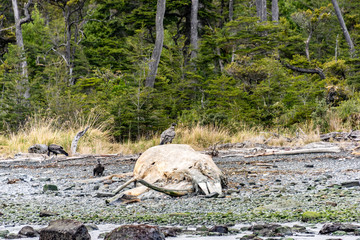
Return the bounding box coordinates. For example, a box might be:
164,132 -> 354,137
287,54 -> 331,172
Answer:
301,211 -> 322,222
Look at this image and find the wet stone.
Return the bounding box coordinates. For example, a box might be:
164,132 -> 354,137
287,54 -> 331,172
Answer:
18,226 -> 39,237
240,234 -> 263,239
0,230 -> 9,238
63,184 -> 75,191
196,226 -> 208,232
319,223 -> 360,235
250,224 -> 292,237
333,230 -> 347,236
159,226 -> 181,237
39,219 -> 90,240
39,210 -> 58,217
38,178 -> 51,182
105,224 -> 165,240
85,224 -> 99,231
5,233 -> 18,239
325,201 -> 337,207
209,225 -> 228,234
341,181 -> 360,188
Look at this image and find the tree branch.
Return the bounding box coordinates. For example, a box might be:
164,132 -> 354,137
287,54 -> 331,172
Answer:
278,59 -> 326,79
19,0 -> 32,26
0,26 -> 15,32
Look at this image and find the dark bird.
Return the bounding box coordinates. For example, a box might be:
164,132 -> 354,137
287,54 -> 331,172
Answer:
47,144 -> 69,157
160,123 -> 176,145
93,159 -> 105,176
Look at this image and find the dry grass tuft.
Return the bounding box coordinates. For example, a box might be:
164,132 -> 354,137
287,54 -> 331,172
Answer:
174,124 -> 232,150
0,112 -> 114,157
0,117 -> 332,158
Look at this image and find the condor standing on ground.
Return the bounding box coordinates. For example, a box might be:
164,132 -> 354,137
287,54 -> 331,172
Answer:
48,144 -> 69,157
93,159 -> 105,176
160,123 -> 176,145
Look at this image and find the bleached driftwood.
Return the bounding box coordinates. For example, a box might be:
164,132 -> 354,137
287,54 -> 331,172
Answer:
320,130 -> 360,141
351,145 -> 360,155
77,172 -> 134,183
244,147 -> 341,158
112,177 -> 137,194
106,144 -> 227,203
71,126 -> 89,155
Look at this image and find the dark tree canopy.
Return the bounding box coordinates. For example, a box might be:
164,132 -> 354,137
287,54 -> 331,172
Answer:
0,0 -> 360,139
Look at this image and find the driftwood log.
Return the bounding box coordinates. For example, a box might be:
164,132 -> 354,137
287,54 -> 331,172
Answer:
244,147 -> 341,158
320,130 -> 360,141
71,126 -> 89,155
77,172 -> 134,184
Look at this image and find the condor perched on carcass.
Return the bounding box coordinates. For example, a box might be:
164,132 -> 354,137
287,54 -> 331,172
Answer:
160,123 -> 176,145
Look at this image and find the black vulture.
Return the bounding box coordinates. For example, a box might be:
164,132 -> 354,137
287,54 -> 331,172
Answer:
160,123 -> 176,145
93,159 -> 105,176
47,144 -> 69,157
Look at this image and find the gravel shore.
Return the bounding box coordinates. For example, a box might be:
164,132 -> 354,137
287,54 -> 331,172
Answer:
1,143 -> 360,239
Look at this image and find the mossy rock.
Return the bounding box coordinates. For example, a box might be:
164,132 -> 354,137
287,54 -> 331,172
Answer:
196,226 -> 208,232
43,184 -> 58,191
0,230 -> 9,238
333,230 -> 347,236
301,211 -> 321,222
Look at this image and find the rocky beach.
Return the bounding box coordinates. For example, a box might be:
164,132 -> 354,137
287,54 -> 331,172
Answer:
1,142 -> 360,239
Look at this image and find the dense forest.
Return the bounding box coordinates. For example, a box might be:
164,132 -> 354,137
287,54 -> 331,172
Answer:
1,0 -> 360,142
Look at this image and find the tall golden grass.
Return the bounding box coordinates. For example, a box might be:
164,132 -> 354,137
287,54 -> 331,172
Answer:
0,113 -> 330,158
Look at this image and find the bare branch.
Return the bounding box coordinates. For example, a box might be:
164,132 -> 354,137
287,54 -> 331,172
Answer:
277,58 -> 326,79
0,25 -> 15,32
19,0 -> 33,26
50,47 -> 69,65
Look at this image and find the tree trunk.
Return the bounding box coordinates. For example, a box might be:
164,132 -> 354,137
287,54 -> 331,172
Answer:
229,0 -> 234,62
64,4 -> 75,85
190,0 -> 199,60
11,0 -> 32,99
331,0 -> 355,56
335,34 -> 339,62
272,0 -> 279,22
262,0 -> 267,21
48,0 -> 86,86
229,0 -> 234,21
256,0 -> 267,22
256,0 -> 262,20
145,0 -> 166,88
305,30 -> 313,62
